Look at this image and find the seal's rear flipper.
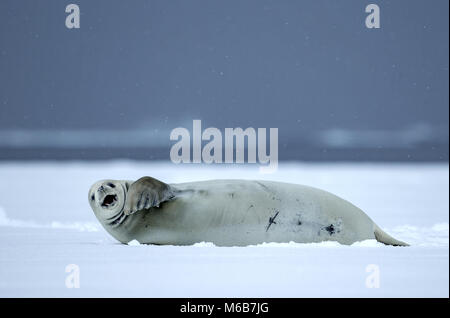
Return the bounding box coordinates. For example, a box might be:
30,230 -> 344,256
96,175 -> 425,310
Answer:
374,224 -> 409,246
124,176 -> 175,215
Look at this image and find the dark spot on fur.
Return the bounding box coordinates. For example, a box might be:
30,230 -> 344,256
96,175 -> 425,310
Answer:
297,220 -> 302,226
91,194 -> 95,201
325,224 -> 335,235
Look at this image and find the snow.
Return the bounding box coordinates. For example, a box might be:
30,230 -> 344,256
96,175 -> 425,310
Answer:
127,239 -> 141,246
0,161 -> 448,297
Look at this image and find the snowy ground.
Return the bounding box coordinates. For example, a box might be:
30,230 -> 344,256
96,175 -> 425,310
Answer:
0,161 -> 448,297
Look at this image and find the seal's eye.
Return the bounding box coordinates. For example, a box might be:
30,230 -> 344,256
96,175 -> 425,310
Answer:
91,194 -> 95,201
107,183 -> 116,188
101,195 -> 117,207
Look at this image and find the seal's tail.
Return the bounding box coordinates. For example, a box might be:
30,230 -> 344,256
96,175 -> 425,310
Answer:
374,224 -> 409,246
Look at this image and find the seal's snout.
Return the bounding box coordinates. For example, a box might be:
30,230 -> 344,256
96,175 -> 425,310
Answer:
97,183 -> 120,209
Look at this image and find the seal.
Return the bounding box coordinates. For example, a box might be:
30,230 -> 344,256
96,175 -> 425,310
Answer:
88,177 -> 408,246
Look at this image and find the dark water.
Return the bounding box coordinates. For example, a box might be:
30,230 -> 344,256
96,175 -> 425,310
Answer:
1,143 -> 447,162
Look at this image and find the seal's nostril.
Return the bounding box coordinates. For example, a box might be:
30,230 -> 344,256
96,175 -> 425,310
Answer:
107,183 -> 116,188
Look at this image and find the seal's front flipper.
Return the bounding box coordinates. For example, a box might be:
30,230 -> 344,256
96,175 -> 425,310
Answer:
124,176 -> 175,215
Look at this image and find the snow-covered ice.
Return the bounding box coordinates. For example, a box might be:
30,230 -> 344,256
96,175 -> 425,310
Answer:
0,161 -> 448,297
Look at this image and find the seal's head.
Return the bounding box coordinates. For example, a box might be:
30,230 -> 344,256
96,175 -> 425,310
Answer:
88,180 -> 129,227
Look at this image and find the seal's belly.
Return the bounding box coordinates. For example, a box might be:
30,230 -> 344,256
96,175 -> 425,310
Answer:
128,180 -> 375,246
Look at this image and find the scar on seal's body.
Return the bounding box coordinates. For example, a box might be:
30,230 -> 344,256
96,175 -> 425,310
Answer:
255,181 -> 271,192
266,211 -> 280,232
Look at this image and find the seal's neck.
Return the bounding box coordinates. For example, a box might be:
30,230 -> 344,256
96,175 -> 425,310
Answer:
107,210 -> 128,228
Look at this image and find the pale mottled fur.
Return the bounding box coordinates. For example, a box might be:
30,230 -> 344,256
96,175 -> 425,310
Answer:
89,178 -> 408,246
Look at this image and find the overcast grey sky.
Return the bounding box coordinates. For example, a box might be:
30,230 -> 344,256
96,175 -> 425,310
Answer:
0,0 -> 448,160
